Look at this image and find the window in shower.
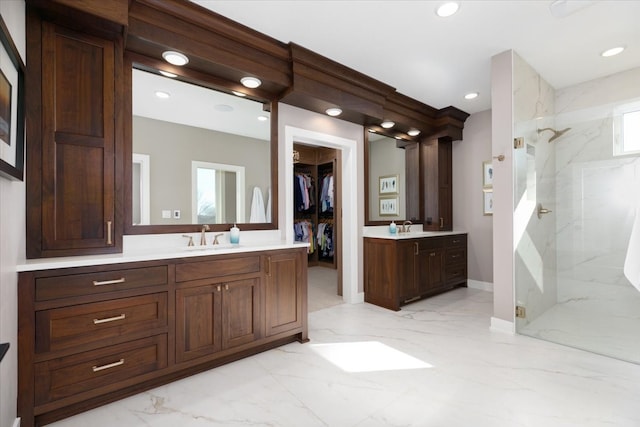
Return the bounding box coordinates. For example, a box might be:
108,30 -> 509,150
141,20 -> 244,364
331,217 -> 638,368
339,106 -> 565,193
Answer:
614,103 -> 640,156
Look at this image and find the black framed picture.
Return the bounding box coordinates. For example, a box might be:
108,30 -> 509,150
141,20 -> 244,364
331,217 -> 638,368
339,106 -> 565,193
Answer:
0,16 -> 25,181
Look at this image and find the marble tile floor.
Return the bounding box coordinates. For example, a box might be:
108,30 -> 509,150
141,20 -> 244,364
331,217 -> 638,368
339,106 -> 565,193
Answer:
307,266 -> 344,312
49,288 -> 640,427
520,278 -> 640,364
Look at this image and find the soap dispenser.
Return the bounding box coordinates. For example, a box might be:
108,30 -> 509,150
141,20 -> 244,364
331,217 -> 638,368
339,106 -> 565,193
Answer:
389,221 -> 397,234
230,223 -> 240,244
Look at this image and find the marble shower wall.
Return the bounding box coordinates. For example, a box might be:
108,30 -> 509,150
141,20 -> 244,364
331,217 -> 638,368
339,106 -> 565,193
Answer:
554,68 -> 640,288
512,53 -> 557,328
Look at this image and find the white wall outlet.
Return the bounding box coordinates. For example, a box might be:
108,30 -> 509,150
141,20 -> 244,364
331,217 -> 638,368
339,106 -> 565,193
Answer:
162,210 -> 171,219
173,210 -> 181,219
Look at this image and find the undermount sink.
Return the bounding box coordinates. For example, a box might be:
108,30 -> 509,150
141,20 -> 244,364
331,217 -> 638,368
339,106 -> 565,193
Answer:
181,243 -> 240,251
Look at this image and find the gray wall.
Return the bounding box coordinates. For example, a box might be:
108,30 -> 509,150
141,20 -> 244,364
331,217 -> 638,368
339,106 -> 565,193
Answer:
0,3 -> 25,427
133,116 -> 271,225
368,137 -> 406,221
452,109 -> 493,285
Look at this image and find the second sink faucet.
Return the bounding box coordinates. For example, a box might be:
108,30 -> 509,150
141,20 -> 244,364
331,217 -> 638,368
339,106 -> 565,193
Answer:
399,220 -> 412,233
200,224 -> 210,245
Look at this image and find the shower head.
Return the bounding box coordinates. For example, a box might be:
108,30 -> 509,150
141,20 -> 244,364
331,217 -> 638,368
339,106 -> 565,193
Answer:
537,127 -> 572,143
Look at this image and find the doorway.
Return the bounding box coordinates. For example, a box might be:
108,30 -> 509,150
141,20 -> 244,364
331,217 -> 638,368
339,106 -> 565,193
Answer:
284,125 -> 362,308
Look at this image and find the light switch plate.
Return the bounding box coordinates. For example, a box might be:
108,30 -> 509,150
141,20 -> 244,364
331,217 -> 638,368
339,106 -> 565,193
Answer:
162,210 -> 171,219
514,137 -> 524,149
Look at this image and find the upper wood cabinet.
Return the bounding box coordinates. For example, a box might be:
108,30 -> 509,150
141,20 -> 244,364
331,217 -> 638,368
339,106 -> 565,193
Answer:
26,15 -> 123,258
422,138 -> 453,231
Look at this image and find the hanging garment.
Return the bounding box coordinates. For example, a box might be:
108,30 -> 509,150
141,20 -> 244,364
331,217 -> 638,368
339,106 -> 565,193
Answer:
249,186 -> 266,223
294,220 -> 315,254
266,187 -> 271,222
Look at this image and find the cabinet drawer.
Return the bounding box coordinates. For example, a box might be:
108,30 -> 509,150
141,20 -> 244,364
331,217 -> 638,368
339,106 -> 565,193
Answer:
446,266 -> 467,285
445,248 -> 466,266
444,235 -> 466,247
34,335 -> 167,406
175,256 -> 261,282
35,293 -> 168,354
35,266 -> 168,301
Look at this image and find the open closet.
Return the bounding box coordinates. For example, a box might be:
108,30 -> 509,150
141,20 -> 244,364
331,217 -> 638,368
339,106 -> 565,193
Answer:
293,143 -> 343,311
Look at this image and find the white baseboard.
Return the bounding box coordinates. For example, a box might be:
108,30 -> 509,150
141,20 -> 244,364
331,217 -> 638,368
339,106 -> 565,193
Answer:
490,317 -> 515,334
12,417 -> 20,427
467,279 -> 493,292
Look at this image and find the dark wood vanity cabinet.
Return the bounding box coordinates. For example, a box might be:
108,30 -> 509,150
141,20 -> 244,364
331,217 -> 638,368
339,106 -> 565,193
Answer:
26,15 -> 123,258
18,247 -> 308,427
364,234 -> 467,311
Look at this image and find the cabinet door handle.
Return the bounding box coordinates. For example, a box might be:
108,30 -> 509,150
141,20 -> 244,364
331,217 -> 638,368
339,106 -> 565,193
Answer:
440,218 -> 444,228
451,254 -> 460,259
225,284 -> 229,291
93,314 -> 125,324
92,277 -> 125,286
266,256 -> 271,276
92,358 -> 124,372
107,221 -> 113,245
414,242 -> 419,255
217,285 -> 221,292
452,239 -> 460,244
430,252 -> 436,257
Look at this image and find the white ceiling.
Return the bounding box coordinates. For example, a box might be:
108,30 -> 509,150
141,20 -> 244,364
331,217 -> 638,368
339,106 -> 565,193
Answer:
191,0 -> 640,115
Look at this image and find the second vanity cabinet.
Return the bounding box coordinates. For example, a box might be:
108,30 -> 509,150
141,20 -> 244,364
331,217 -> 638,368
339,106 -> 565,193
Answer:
18,246 -> 308,427
364,234 -> 467,311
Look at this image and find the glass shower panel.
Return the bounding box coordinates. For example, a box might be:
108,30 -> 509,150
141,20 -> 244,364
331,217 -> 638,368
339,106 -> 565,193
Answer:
516,98 -> 640,364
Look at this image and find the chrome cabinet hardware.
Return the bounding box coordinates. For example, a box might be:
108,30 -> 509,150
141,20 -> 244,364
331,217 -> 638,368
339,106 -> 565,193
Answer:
92,277 -> 125,286
106,221 -> 113,245
92,358 -> 124,372
93,314 -> 126,324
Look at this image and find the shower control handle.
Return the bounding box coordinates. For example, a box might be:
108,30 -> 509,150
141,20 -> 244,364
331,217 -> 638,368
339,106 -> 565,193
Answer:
537,203 -> 552,219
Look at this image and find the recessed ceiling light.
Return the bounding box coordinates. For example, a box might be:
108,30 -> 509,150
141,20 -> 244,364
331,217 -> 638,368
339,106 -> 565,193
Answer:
436,2 -> 459,17
159,70 -> 177,78
241,76 -> 262,88
257,115 -> 268,122
162,51 -> 189,66
601,46 -> 625,57
326,107 -> 342,117
464,92 -> 479,100
381,121 -> 395,129
214,104 -> 233,112
408,129 -> 421,137
155,91 -> 170,99
232,91 -> 246,97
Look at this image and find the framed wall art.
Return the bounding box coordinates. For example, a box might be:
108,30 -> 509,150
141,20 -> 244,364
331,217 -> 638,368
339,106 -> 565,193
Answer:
379,196 -> 399,216
0,16 -> 25,181
379,174 -> 399,195
483,189 -> 493,216
482,160 -> 493,188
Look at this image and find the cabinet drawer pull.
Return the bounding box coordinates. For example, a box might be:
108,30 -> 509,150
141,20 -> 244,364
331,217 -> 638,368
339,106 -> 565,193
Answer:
440,217 -> 444,228
92,358 -> 124,372
225,284 -> 229,291
266,256 -> 272,276
430,252 -> 436,257
92,277 -> 125,286
107,221 -> 113,245
452,239 -> 460,244
217,285 -> 221,292
451,254 -> 460,259
414,242 -> 419,255
93,314 -> 126,324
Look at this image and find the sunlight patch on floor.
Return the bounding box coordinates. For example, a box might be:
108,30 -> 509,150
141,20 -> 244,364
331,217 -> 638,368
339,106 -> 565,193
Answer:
310,341 -> 433,373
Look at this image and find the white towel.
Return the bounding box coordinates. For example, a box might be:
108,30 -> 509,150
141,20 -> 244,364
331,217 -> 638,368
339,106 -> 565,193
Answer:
624,203 -> 640,291
249,187 -> 266,223
265,187 -> 271,222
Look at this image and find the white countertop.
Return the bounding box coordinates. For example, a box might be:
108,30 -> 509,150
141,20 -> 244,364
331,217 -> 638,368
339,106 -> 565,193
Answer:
17,241 -> 310,272
363,227 -> 467,240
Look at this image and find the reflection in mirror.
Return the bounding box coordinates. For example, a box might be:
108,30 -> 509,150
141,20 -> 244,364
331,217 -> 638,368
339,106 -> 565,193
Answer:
192,161 -> 245,224
132,69 -> 271,227
368,133 -> 407,222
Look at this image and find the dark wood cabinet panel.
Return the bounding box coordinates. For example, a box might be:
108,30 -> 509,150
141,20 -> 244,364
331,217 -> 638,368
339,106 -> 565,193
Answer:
26,17 -> 122,258
422,139 -> 453,231
222,278 -> 262,349
176,284 -> 222,363
265,251 -> 305,337
364,235 -> 467,311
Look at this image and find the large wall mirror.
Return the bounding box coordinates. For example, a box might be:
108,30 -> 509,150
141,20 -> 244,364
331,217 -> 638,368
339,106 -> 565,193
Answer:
366,131 -> 420,224
126,66 -> 276,234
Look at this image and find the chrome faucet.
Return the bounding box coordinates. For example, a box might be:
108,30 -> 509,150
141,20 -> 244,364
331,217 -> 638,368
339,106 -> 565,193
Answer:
212,233 -> 223,245
399,220 -> 412,233
200,224 -> 210,245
